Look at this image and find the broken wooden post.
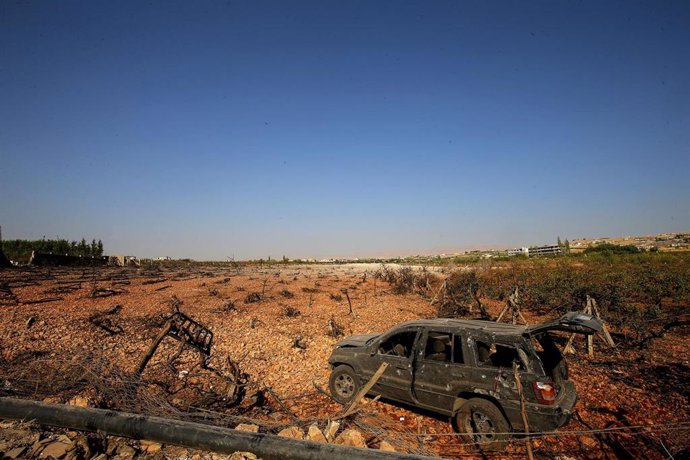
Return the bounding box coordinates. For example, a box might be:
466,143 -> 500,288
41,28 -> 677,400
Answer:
136,321 -> 173,376
496,287 -> 528,325
343,362 -> 389,416
513,363 -> 534,460
564,295 -> 615,356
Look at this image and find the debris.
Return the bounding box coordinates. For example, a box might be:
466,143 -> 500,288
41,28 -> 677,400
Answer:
244,292 -> 262,303
22,297 -> 64,305
323,420 -> 340,442
142,277 -> 167,285
234,424 -> 260,433
169,295 -> 182,311
89,305 -> 124,335
228,452 -> 258,460
333,429 -> 366,448
327,317 -> 344,337
277,426 -> 304,439
284,306 -> 301,317
25,316 -> 36,328
137,311 -> 214,375
379,441 -> 396,452
222,300 -> 237,311
292,335 -> 307,350
3,447 -> 27,459
67,396 -> 90,408
41,440 -> 74,458
307,424 -> 327,443
280,289 -> 294,298
140,440 -> 162,453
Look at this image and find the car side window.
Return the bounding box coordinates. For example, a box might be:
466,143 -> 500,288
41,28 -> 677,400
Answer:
475,340 -> 520,368
378,331 -> 417,358
424,331 -> 452,362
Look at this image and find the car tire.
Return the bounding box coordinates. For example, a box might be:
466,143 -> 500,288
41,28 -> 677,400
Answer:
455,398 -> 510,451
329,365 -> 360,404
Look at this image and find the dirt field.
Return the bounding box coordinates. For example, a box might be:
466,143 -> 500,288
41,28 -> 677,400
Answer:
1,263 -> 688,459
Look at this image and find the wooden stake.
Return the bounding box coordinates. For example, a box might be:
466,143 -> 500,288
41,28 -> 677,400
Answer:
513,363 -> 534,460
344,362 -> 388,416
564,295 -> 615,356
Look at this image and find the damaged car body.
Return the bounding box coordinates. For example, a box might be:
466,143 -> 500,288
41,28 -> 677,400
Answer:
328,312 -> 603,449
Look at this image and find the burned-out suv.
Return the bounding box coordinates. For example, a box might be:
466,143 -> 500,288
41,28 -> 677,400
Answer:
328,312 -> 602,449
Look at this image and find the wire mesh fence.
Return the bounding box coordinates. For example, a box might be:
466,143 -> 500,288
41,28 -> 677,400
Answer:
0,350 -> 438,457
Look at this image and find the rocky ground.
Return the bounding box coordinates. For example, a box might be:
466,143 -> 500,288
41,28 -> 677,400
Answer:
0,263 -> 688,459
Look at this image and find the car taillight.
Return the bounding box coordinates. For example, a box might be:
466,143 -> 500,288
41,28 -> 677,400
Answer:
532,380 -> 556,405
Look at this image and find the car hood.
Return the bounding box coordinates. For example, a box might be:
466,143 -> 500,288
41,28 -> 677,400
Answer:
335,333 -> 379,348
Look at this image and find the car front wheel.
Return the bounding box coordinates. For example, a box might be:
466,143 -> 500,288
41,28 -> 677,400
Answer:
329,365 -> 360,404
455,398 -> 510,451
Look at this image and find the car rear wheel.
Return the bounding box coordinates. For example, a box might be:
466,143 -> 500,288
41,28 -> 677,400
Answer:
329,365 -> 360,404
455,398 -> 510,451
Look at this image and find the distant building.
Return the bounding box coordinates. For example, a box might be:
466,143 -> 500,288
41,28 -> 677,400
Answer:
154,256 -> 172,261
528,245 -> 563,256
109,256 -> 140,267
506,245 -> 563,257
507,247 -> 529,256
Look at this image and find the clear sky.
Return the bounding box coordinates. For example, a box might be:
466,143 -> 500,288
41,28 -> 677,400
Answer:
1,1 -> 689,260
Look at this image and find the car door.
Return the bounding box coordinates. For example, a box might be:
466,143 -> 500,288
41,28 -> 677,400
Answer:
469,336 -> 524,401
367,327 -> 419,403
412,328 -> 473,413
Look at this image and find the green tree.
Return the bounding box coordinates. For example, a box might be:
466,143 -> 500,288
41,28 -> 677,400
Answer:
97,240 -> 104,256
78,238 -> 88,257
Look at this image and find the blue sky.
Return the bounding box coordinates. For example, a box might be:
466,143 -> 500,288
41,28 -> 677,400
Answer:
1,1 -> 689,259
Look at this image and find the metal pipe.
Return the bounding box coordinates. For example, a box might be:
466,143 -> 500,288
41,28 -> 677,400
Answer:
0,397 -> 435,460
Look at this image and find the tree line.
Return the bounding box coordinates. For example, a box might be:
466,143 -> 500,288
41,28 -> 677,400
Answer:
1,238 -> 104,263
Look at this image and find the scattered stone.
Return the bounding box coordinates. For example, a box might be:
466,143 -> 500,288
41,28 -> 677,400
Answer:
323,420 -> 340,442
306,424 -> 327,443
333,429 -> 366,448
115,443 -> 137,457
67,396 -> 90,408
3,447 -> 27,459
40,440 -> 73,458
235,424 -> 260,433
228,452 -> 259,460
379,440 -> 396,452
578,435 -> 599,449
140,440 -> 162,453
277,426 -> 304,439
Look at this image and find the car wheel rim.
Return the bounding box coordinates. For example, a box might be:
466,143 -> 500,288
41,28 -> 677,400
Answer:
467,410 -> 495,444
334,374 -> 355,399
